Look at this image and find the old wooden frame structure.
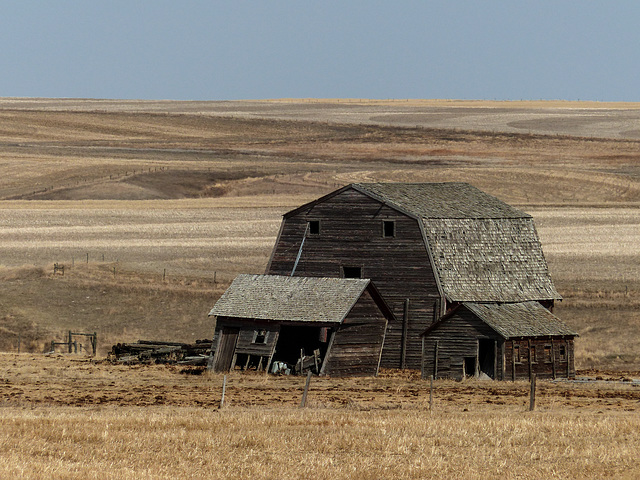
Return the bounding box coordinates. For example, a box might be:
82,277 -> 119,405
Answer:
420,302 -> 577,380
208,274 -> 394,377
265,183 -> 563,371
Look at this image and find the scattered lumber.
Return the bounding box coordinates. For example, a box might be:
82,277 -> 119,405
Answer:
109,339 -> 212,365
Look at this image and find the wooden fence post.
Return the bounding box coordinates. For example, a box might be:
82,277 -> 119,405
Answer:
429,375 -> 434,412
529,374 -> 537,411
300,371 -> 312,408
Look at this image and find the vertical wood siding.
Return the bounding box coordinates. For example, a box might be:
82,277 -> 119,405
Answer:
267,188 -> 440,369
421,308 -> 502,380
421,308 -> 576,380
504,338 -> 575,380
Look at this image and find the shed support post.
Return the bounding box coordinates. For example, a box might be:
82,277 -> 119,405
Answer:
511,342 -> 516,382
528,338 -> 532,380
401,298 -> 409,369
433,340 -> 439,379
501,341 -> 506,381
551,338 -> 557,380
493,340 -> 498,381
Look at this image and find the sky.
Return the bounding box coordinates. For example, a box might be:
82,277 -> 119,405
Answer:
1,1 -> 639,101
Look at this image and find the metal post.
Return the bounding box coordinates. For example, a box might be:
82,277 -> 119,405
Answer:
220,375 -> 227,408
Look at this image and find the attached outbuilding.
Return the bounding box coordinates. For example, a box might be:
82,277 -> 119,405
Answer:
208,274 -> 394,377
421,301 -> 578,381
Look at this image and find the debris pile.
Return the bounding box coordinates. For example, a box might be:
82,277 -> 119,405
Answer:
108,339 -> 212,365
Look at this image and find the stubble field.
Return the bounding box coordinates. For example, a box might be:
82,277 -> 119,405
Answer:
1,98 -> 640,478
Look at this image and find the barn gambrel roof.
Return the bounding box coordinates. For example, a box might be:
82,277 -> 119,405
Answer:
209,274 -> 388,324
351,183 -> 561,303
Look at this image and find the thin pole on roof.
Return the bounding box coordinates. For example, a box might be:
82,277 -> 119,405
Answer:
291,223 -> 310,276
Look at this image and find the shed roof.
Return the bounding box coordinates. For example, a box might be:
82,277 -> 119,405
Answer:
463,302 -> 577,338
209,274 -> 372,324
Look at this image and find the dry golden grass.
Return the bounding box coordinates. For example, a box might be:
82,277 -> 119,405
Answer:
0,354 -> 639,479
1,406 -> 639,479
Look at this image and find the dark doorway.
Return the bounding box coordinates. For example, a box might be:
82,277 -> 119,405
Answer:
463,357 -> 476,378
478,339 -> 496,379
272,325 -> 331,368
213,327 -> 239,372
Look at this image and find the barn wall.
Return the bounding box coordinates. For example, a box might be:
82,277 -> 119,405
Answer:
267,188 -> 440,369
504,337 -> 576,380
321,289 -> 387,377
421,308 -> 502,380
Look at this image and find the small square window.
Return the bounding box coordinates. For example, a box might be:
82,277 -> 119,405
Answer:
531,345 -> 537,363
383,220 -> 395,238
342,266 -> 362,278
513,344 -> 521,364
308,220 -> 320,235
253,330 -> 268,344
544,345 -> 552,363
559,344 -> 566,361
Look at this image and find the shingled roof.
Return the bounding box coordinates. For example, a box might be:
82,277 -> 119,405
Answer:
354,183 -> 560,302
209,274 -> 372,324
462,302 -> 578,338
353,183 -> 529,219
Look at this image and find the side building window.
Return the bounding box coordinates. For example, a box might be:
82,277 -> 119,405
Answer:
382,220 -> 395,238
513,344 -> 521,364
253,330 -> 268,344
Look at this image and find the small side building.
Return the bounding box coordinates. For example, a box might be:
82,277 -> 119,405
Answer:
421,302 -> 578,381
208,274 -> 395,377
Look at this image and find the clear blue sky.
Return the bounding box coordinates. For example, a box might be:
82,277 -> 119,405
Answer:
2,1 -> 639,101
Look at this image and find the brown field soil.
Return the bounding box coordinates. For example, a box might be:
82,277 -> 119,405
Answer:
0,354 -> 640,479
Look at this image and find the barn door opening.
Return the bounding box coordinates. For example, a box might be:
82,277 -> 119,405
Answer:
478,339 -> 495,379
212,327 -> 239,372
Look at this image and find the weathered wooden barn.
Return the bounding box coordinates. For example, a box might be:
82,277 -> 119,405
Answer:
208,274 -> 394,377
421,301 -> 577,381
266,183 -> 562,371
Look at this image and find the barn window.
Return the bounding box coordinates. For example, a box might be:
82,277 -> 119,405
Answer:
308,220 -> 320,235
253,330 -> 268,344
513,344 -> 521,364
382,220 -> 395,238
559,344 -> 567,361
342,266 -> 362,278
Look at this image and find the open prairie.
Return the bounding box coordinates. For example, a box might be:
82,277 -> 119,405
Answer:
0,98 -> 639,477
0,353 -> 639,479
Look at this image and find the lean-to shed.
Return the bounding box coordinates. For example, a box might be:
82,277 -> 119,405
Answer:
421,301 -> 578,381
266,183 -> 562,370
208,274 -> 394,377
